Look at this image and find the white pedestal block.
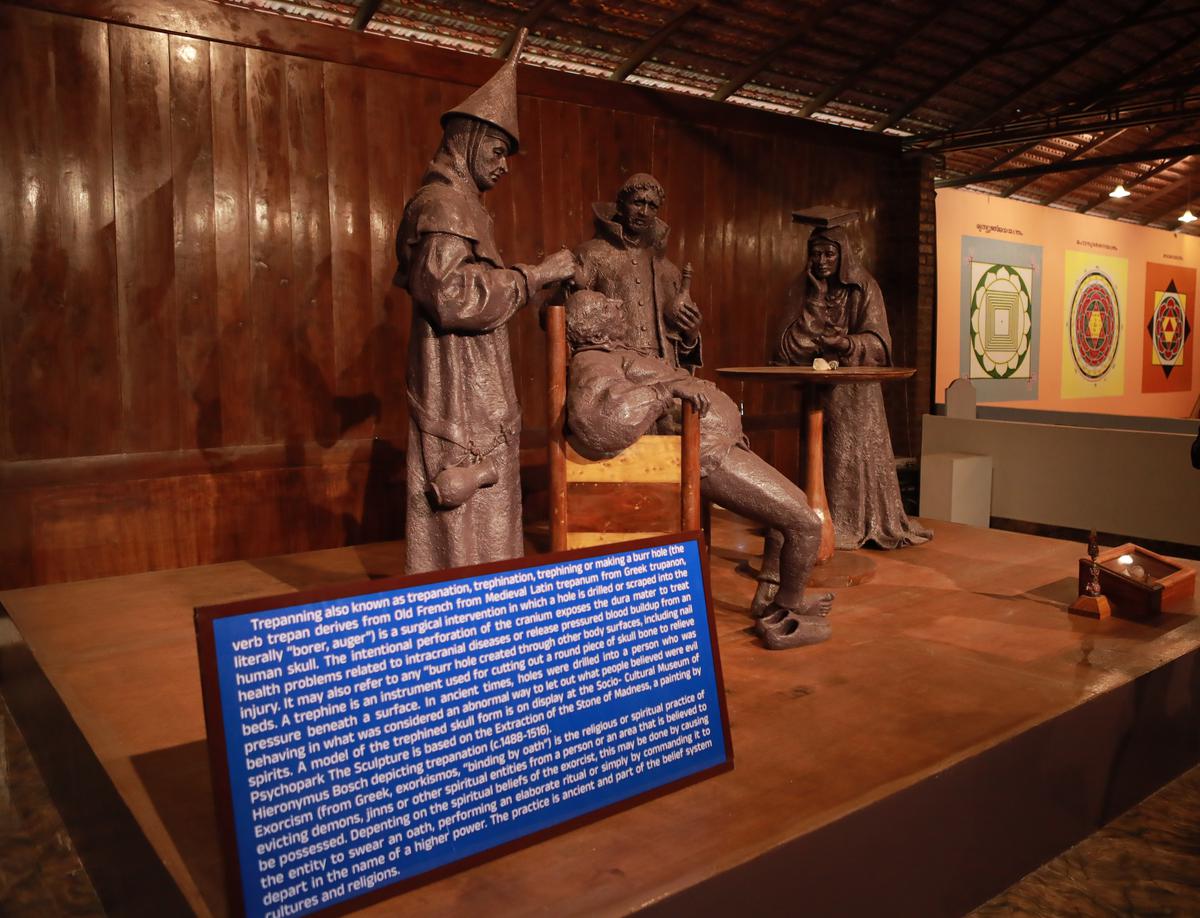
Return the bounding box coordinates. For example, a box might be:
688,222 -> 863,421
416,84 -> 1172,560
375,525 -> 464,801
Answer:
920,451 -> 993,528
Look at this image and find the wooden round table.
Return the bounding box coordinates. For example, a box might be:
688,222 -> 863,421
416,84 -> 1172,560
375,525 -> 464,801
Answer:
717,365 -> 917,586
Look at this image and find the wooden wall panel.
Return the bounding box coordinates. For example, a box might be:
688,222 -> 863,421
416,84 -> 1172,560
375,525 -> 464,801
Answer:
55,14 -> 120,458
576,106 -> 601,235
245,47 -> 293,446
0,5 -> 14,461
285,55 -> 336,446
2,7 -> 69,460
111,24 -> 178,453
537,100 -> 568,254
364,69 -> 412,444
170,35 -> 220,451
24,456 -> 404,586
324,62 -> 374,441
210,41 -> 255,448
0,1 -> 929,589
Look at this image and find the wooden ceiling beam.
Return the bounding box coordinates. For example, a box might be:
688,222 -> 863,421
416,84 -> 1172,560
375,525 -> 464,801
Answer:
999,3 -> 1200,54
966,48 -> 1196,176
908,91 -> 1200,155
935,141 -> 1200,189
1001,129 -> 1128,197
1138,170 -> 1200,227
949,0 -> 1168,134
610,1 -> 704,81
710,0 -> 847,102
494,0 -> 561,58
1065,29 -> 1200,115
977,134 -> 1065,177
1054,67 -> 1200,207
935,32 -> 1199,185
1037,124 -> 1187,204
1075,155 -> 1185,214
795,3 -> 946,118
1034,153 -> 1141,207
1092,65 -> 1200,109
350,0 -> 382,31
869,0 -> 1068,133
1127,156 -> 1197,220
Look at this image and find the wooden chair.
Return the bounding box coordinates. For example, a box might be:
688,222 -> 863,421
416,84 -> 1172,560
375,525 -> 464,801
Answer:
544,304 -> 701,551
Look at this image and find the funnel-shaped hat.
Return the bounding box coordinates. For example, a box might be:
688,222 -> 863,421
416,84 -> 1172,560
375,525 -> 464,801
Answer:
441,28 -> 527,152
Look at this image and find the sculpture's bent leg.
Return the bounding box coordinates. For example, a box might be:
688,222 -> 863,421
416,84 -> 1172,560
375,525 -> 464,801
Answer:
702,449 -> 824,613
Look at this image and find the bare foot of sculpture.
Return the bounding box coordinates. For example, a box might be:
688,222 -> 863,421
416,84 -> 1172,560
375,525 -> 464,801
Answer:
798,592 -> 835,617
431,459 -> 500,509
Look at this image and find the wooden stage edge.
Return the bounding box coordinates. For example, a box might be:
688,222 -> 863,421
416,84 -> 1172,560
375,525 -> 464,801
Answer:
2,514 -> 1199,918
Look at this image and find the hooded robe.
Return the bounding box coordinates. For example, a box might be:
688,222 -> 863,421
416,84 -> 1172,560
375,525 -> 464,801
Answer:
395,157 -> 529,573
774,226 -> 931,550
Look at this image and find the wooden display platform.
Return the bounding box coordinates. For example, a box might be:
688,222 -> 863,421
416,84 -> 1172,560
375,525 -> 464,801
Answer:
3,515 -> 1199,917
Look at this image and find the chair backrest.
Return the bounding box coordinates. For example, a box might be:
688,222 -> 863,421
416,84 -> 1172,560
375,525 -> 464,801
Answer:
545,304 -> 701,552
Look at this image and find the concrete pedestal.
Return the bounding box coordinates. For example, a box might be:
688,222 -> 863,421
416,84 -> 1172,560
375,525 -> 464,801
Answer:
920,451 -> 993,528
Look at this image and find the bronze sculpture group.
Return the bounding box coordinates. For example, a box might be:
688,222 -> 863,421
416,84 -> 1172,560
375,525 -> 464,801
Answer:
395,35 -> 927,649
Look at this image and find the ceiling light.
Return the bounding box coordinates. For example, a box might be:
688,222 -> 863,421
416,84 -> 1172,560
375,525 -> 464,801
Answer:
1180,171 -> 1195,224
1109,184 -> 1131,198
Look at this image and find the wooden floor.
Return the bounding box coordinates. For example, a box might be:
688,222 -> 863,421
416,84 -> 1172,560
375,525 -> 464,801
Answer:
2,512 -> 1198,917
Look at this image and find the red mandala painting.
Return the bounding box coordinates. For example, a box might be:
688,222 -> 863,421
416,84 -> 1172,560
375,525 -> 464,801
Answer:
1069,271 -> 1120,380
1152,292 -> 1185,365
1140,265 -> 1195,394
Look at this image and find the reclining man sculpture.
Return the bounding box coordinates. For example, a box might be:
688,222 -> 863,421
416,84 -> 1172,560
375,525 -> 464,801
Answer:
565,290 -> 834,649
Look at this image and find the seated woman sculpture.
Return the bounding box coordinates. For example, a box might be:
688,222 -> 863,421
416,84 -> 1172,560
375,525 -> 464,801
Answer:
565,290 -> 833,649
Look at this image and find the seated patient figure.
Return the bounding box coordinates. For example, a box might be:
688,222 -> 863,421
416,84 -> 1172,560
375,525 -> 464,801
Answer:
565,290 -> 833,649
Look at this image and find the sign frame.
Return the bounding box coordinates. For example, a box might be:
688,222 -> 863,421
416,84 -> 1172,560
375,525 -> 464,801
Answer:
195,531 -> 732,918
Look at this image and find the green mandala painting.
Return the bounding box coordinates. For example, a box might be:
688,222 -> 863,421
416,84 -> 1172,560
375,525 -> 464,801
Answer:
969,261 -> 1033,379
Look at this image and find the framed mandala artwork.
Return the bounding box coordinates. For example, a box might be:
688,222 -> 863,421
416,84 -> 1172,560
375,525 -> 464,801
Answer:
959,236 -> 1042,402
1150,289 -> 1185,368
1069,270 -> 1120,380
968,261 -> 1033,379
1141,262 -> 1195,395
1061,252 -> 1126,399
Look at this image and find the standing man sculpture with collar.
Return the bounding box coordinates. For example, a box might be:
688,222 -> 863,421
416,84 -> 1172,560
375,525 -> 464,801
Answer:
395,29 -> 575,573
572,173 -> 702,370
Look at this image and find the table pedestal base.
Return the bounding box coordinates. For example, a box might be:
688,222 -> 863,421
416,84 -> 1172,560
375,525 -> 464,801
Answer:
809,550 -> 876,588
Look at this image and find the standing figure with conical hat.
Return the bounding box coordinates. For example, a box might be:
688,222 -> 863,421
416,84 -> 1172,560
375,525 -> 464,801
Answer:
395,29 -> 575,573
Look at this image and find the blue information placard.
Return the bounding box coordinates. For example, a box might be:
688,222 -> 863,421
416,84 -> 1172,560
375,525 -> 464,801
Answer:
196,534 -> 731,918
